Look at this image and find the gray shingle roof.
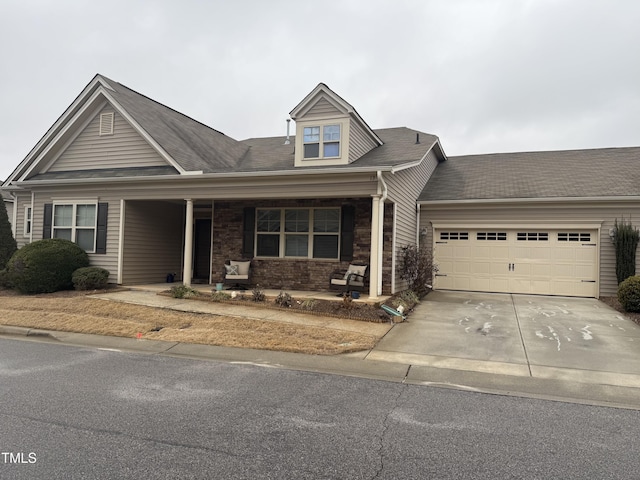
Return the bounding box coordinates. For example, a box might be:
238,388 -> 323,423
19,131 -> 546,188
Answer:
103,76 -> 250,173
238,128 -> 439,172
419,147 -> 640,201
103,76 -> 438,174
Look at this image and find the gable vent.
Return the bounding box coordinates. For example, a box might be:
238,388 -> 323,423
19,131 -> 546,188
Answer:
99,112 -> 114,136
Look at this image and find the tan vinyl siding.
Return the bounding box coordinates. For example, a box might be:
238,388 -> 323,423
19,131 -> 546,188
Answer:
420,202 -> 640,297
304,97 -> 343,118
48,106 -> 167,172
348,121 -> 379,163
26,192 -> 121,282
121,201 -> 184,284
385,150 -> 440,292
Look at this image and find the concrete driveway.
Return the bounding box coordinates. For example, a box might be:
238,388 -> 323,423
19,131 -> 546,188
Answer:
368,291 -> 640,388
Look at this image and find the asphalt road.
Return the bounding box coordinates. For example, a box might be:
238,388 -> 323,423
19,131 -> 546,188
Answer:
1,337 -> 639,480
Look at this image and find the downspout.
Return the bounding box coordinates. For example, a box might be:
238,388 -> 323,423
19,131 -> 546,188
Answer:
376,171 -> 388,297
416,203 -> 421,246
10,192 -> 18,239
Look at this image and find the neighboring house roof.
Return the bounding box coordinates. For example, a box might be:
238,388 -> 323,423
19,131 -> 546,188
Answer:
419,147 -> 640,202
2,191 -> 13,202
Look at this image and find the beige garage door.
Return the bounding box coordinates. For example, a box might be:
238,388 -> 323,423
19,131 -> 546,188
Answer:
433,228 -> 598,297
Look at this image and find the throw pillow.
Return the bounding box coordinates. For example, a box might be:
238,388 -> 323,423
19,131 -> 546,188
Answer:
225,264 -> 239,275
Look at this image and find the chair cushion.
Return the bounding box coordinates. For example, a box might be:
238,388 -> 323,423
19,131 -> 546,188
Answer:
230,260 -> 251,276
225,264 -> 239,275
344,264 -> 367,279
331,278 -> 364,287
226,274 -> 249,280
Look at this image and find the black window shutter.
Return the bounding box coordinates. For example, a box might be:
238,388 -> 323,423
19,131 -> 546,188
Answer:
340,205 -> 355,262
242,207 -> 256,258
43,203 -> 53,239
95,203 -> 108,254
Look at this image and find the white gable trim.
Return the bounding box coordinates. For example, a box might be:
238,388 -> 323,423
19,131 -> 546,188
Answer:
11,76 -> 189,183
290,83 -> 383,147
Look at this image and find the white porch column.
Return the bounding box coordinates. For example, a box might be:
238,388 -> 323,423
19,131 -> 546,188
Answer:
183,199 -> 194,287
369,194 -> 382,300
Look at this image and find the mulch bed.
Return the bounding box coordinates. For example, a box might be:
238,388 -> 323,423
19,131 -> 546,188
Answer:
600,296 -> 640,326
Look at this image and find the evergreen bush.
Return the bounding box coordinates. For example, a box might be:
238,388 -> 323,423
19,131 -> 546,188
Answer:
0,198 -> 17,270
613,217 -> 640,284
618,275 -> 640,313
72,266 -> 110,290
5,239 -> 90,294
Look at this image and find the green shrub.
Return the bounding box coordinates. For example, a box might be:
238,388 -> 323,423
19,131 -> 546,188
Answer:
613,217 -> 640,284
0,199 -> 17,270
618,275 -> 640,313
72,267 -> 110,290
301,298 -> 317,311
5,239 -> 89,294
170,285 -> 199,298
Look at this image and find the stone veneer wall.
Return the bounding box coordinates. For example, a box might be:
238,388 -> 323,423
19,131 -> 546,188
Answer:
211,198 -> 394,295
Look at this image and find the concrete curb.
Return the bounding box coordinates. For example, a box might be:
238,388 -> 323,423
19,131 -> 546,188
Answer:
0,325 -> 57,339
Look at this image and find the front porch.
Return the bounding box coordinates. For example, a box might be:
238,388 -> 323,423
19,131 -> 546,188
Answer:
119,197 -> 395,299
127,283 -> 390,305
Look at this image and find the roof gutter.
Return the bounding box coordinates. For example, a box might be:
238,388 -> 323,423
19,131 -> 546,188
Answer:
10,165 -> 397,188
418,196 -> 640,205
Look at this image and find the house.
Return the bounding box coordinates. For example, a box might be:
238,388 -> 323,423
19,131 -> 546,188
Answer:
2,191 -> 13,232
0,75 -> 445,299
1,74 -> 638,299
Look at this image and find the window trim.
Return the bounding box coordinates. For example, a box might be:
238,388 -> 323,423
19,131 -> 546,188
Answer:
52,202 -> 98,253
302,123 -> 342,160
255,207 -> 341,259
23,205 -> 32,237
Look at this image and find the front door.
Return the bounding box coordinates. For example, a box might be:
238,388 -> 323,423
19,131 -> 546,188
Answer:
193,219 -> 212,281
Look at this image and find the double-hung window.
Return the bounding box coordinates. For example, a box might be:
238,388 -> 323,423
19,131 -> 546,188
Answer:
256,208 -> 340,259
303,124 -> 341,159
53,204 -> 97,252
24,206 -> 32,237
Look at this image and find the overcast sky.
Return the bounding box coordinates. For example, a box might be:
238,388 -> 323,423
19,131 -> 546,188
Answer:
1,0 -> 639,181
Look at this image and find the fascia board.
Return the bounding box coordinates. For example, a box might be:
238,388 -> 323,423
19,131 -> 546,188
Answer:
390,140 -> 444,174
20,88 -> 111,181
5,75 -> 111,184
418,196 -> 640,205
15,166 -> 392,187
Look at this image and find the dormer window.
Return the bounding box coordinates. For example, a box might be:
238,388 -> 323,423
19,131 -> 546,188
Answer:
303,124 -> 341,159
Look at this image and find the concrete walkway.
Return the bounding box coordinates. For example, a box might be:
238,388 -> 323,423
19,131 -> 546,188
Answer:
3,288 -> 640,409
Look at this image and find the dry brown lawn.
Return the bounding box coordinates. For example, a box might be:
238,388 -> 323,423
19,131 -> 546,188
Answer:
0,290 -> 380,355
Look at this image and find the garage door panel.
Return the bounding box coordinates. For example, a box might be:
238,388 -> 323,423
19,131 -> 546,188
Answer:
434,228 -> 598,297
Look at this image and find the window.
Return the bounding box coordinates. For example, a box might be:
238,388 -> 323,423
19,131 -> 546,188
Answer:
440,232 -> 469,240
255,208 -> 340,259
53,204 -> 97,252
24,206 -> 32,237
558,232 -> 591,242
477,232 -> 507,241
303,124 -> 341,159
517,232 -> 548,241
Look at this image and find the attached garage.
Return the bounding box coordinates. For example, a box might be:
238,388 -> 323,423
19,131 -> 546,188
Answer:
432,226 -> 599,297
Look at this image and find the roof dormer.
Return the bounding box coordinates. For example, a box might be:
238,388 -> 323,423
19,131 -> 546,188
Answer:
289,83 -> 383,167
